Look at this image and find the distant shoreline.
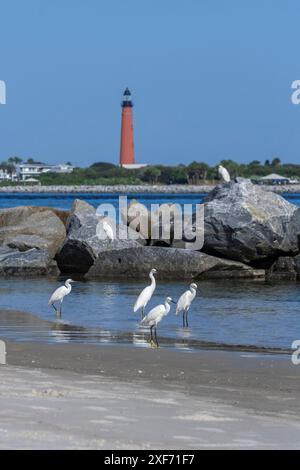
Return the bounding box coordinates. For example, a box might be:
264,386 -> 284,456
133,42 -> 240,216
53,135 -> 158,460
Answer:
0,183 -> 299,194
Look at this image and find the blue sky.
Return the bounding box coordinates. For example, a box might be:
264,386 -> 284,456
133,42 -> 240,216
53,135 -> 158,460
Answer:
0,0 -> 300,167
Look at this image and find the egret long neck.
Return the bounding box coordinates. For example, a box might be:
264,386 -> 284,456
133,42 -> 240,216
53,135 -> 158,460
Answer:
149,272 -> 156,290
65,281 -> 72,293
164,302 -> 171,315
190,287 -> 196,299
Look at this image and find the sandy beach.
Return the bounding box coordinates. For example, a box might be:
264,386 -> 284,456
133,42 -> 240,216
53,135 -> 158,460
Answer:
0,340 -> 300,449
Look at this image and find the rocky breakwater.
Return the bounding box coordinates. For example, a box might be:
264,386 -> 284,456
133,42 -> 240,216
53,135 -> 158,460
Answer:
56,199 -> 145,274
84,197 -> 265,280
201,178 -> 300,280
0,178 -> 299,281
0,206 -> 67,276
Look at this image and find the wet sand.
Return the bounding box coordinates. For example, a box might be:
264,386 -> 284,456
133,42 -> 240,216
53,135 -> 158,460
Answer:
1,340 -> 300,449
4,341 -> 300,415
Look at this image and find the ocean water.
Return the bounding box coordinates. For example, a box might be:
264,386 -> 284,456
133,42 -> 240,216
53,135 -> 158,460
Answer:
0,191 -> 299,351
0,191 -> 298,211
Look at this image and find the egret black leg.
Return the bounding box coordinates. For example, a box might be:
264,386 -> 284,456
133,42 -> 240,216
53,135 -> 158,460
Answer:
51,304 -> 58,314
182,312 -> 185,328
150,325 -> 153,343
154,327 -> 159,347
141,306 -> 145,319
183,310 -> 188,328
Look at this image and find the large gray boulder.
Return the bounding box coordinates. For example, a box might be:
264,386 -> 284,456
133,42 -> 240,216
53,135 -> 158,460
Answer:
122,200 -> 200,248
203,178 -> 300,264
266,255 -> 300,281
86,246 -> 265,280
65,199 -> 96,233
56,199 -> 144,274
0,247 -> 59,276
0,206 -> 66,258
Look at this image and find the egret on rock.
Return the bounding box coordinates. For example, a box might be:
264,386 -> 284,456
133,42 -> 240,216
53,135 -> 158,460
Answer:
48,279 -> 75,317
134,268 -> 157,318
176,283 -> 198,328
103,220 -> 114,241
218,165 -> 231,182
141,296 -> 174,347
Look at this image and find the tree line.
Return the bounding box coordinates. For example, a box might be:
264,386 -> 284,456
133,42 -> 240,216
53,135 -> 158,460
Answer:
0,156 -> 299,185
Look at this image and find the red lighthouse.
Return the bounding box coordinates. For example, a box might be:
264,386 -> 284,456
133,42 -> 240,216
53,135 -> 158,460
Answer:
120,88 -> 135,167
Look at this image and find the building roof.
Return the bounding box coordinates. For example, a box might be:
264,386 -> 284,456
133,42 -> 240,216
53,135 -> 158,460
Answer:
17,163 -> 47,168
261,173 -> 289,180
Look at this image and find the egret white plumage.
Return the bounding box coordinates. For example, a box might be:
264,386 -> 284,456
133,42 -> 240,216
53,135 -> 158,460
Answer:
141,296 -> 174,346
48,279 -> 75,317
218,165 -> 231,182
103,220 -> 114,240
176,283 -> 197,328
134,268 -> 157,318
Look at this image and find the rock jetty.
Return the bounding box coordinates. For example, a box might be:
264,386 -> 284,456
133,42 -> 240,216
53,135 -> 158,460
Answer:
0,179 -> 299,280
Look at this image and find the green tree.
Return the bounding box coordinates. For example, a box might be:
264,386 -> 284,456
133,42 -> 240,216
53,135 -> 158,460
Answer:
271,157 -> 281,167
0,162 -> 15,175
187,162 -> 209,184
8,156 -> 22,164
142,166 -> 161,184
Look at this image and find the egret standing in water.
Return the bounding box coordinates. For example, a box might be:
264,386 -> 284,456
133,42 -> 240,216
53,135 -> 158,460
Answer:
134,268 -> 157,318
48,279 -> 75,317
218,165 -> 231,182
176,283 -> 198,328
141,296 -> 174,347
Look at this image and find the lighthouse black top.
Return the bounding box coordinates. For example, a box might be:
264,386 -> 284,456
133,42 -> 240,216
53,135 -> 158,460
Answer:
122,87 -> 133,107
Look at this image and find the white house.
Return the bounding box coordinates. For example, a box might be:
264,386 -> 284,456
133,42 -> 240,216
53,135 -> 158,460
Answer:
16,163 -> 73,181
260,173 -> 291,185
0,169 -> 12,181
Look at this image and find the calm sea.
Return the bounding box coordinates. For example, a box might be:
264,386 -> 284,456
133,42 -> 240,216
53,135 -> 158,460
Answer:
0,191 -> 298,211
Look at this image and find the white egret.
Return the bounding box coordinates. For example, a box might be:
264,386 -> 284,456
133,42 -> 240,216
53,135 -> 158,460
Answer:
0,340 -> 6,365
134,268 -> 157,318
103,220 -> 114,240
141,296 -> 175,347
176,283 -> 198,328
218,165 -> 231,182
48,279 -> 75,317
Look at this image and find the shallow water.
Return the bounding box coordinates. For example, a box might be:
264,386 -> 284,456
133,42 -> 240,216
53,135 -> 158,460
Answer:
0,277 -> 299,351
